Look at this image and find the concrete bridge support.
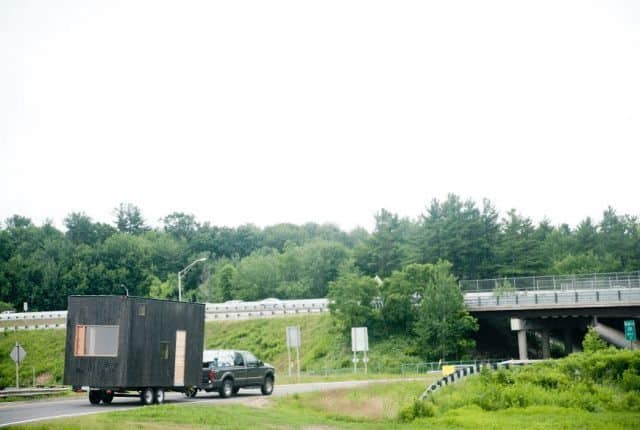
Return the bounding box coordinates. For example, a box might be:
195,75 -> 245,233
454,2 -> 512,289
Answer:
517,329 -> 528,360
511,318 -> 528,360
541,329 -> 551,359
511,318 -> 582,359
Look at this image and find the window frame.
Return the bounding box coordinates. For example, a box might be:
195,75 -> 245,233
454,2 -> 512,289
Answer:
74,324 -> 120,357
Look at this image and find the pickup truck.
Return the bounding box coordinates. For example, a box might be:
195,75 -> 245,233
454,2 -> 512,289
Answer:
193,349 -> 275,398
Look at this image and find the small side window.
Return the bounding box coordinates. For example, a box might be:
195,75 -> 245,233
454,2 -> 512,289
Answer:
138,305 -> 146,316
160,342 -> 170,359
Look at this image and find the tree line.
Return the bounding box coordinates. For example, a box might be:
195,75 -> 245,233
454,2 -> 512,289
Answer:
1,195 -> 639,314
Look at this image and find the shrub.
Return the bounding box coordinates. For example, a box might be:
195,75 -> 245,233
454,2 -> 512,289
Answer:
622,368 -> 640,391
582,326 -> 608,353
398,399 -> 435,422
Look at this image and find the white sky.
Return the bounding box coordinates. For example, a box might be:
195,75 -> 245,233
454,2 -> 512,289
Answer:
1,0 -> 639,232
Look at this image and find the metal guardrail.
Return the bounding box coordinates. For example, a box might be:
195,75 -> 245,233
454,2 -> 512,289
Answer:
0,387 -> 70,398
464,287 -> 640,311
400,359 -> 505,375
0,299 -> 330,332
460,271 -> 640,292
418,360 -> 537,400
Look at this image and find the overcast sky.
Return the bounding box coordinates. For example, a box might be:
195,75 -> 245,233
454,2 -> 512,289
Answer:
2,0 -> 639,232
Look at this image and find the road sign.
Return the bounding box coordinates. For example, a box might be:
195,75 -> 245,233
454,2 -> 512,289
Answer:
624,320 -> 636,342
286,326 -> 301,348
351,327 -> 369,352
285,326 -> 301,380
10,343 -> 26,364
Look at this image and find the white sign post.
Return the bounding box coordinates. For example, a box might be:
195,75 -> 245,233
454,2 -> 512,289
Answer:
286,326 -> 301,380
10,342 -> 26,389
351,327 -> 369,374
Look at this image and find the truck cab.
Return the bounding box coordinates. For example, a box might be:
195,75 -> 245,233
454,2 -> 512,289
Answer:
199,349 -> 274,398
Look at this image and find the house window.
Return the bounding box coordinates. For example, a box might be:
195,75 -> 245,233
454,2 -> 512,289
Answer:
160,342 -> 170,359
74,325 -> 119,357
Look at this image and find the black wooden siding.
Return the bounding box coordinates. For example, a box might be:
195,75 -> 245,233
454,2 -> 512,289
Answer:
63,295 -> 205,389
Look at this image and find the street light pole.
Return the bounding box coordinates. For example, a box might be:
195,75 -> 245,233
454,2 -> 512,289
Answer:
178,257 -> 207,302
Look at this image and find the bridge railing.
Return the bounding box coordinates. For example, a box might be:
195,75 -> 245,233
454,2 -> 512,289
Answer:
460,271 -> 640,293
464,287 -> 640,309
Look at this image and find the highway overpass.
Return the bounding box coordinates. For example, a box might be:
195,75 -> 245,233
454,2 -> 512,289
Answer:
461,271 -> 640,359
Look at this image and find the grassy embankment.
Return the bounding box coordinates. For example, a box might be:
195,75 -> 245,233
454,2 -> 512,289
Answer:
14,350 -> 640,429
1,313 -> 423,388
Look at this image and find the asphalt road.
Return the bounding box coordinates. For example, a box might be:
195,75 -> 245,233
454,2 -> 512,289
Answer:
0,380 -> 398,428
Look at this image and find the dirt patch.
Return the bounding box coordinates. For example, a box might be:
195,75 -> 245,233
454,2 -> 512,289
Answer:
36,372 -> 53,385
302,426 -> 337,430
245,397 -> 271,408
311,389 -> 393,420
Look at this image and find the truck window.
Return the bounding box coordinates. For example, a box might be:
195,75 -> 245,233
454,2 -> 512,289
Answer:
244,351 -> 258,366
74,325 -> 119,357
234,352 -> 244,366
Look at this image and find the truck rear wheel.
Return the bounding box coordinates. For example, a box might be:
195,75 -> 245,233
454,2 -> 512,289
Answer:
101,390 -> 114,404
219,378 -> 234,398
141,387 -> 154,405
89,390 -> 101,405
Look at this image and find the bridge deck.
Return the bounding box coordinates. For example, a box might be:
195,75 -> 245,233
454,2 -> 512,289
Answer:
465,287 -> 640,315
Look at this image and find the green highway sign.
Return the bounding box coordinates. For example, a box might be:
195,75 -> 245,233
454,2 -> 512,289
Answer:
624,320 -> 636,342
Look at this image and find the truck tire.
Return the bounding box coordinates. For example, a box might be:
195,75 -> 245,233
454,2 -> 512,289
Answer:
261,375 -> 274,395
89,390 -> 101,405
101,390 -> 114,404
141,387 -> 154,405
219,378 -> 234,398
154,388 -> 165,404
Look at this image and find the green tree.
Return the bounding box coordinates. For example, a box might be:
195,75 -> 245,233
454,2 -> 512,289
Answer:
496,210 -> 546,276
92,233 -> 152,296
413,261 -> 478,360
354,209 -> 408,277
599,207 -> 639,270
574,217 -> 598,255
380,263 -> 437,335
162,212 -> 199,241
234,248 -> 281,300
418,195 -> 499,279
148,274 -> 176,299
327,266 -> 380,337
216,264 -> 237,302
113,202 -> 149,235
550,252 -> 622,275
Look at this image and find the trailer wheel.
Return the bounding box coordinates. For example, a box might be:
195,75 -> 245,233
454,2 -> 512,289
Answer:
101,390 -> 114,404
154,388 -> 165,404
89,390 -> 101,405
219,378 -> 234,398
141,387 -> 154,405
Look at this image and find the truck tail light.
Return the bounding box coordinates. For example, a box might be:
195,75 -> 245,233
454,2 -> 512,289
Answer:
209,369 -> 215,382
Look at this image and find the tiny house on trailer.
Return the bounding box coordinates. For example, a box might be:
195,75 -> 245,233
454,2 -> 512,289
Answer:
63,295 -> 205,405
